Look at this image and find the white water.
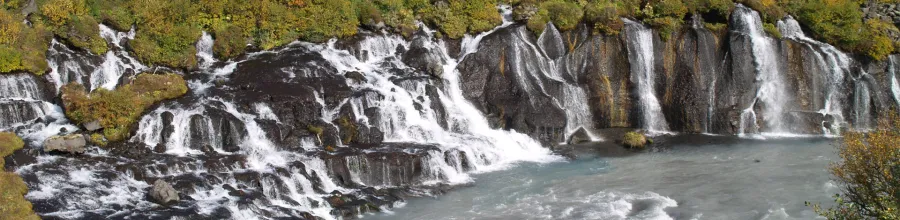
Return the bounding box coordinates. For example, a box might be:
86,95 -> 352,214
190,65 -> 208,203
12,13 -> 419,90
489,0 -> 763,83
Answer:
778,17 -> 851,134
734,5 -> 788,136
91,25 -> 146,91
623,19 -> 669,133
890,55 -> 900,108
196,32 -> 216,69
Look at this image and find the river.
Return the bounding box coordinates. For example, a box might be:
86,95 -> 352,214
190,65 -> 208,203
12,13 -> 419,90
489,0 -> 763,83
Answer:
368,137 -> 838,220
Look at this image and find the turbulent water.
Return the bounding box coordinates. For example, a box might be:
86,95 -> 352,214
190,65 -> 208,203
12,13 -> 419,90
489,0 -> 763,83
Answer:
367,138 -> 838,220
0,3 -> 896,220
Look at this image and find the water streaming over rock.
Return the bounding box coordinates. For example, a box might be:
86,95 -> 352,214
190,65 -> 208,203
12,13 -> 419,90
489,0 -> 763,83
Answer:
778,17 -> 851,135
91,25 -> 146,91
732,5 -> 789,136
623,19 -> 669,133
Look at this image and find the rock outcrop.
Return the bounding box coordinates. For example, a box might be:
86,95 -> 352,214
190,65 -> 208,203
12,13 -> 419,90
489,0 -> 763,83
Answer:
43,134 -> 86,154
149,179 -> 180,205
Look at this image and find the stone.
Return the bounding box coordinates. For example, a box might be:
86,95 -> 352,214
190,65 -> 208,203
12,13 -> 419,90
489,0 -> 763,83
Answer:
623,132 -> 648,149
83,120 -> 102,131
150,179 -> 180,205
43,134 -> 87,154
566,127 -> 592,145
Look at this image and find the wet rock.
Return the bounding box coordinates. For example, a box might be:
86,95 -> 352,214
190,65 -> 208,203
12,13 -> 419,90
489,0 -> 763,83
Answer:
150,179 -> 180,205
566,127 -> 592,145
83,120 -> 102,131
43,134 -> 86,154
344,71 -> 366,83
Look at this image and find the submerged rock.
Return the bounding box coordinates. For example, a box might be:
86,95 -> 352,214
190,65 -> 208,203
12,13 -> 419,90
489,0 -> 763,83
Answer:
566,127 -> 592,145
43,134 -> 86,154
150,179 -> 180,205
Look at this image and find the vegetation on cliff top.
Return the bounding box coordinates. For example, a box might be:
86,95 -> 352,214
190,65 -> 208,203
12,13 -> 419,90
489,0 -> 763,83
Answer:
0,132 -> 40,220
61,73 -> 188,142
0,0 -> 898,74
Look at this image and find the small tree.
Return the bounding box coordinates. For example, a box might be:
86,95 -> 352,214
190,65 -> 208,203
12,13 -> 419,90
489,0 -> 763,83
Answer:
809,114 -> 900,219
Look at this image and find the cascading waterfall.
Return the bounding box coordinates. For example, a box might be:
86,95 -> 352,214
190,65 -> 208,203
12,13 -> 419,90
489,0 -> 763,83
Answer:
890,55 -> 900,108
196,32 -> 216,69
733,5 -> 788,136
91,25 -> 146,91
623,19 -> 669,133
778,17 -> 850,134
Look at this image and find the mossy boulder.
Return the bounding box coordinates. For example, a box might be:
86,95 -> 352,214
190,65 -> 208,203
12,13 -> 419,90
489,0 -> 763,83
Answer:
62,73 -> 188,142
623,131 -> 648,148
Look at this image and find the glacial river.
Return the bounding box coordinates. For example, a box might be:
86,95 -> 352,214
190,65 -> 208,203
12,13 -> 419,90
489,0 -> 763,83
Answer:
368,137 -> 838,220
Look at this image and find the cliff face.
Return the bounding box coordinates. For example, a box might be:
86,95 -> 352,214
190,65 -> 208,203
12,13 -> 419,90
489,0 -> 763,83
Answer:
459,6 -> 899,142
1,5 -> 899,220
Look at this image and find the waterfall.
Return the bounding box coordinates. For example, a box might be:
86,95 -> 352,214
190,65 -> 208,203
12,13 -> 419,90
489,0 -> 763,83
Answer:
854,73 -> 874,131
623,19 -> 669,133
733,5 -> 788,136
196,32 -> 216,69
890,55 -> 900,108
91,25 -> 146,91
778,16 -> 850,134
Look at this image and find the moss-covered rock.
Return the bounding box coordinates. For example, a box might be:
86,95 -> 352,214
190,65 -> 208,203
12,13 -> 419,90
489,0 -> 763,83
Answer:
62,73 -> 188,142
623,131 -> 648,148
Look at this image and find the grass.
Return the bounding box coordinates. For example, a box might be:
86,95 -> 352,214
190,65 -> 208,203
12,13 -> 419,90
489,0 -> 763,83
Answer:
0,132 -> 40,220
62,73 -> 188,142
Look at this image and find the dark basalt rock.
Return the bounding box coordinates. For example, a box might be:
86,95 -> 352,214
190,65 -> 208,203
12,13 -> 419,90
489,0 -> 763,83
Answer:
567,127 -> 592,145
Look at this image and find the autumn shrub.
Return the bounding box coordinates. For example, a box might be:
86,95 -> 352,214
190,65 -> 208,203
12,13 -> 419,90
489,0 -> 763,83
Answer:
0,132 -> 24,165
808,114 -> 900,219
38,0 -> 108,55
62,73 -> 187,142
528,0 -> 584,33
0,8 -> 51,74
422,0 -> 501,39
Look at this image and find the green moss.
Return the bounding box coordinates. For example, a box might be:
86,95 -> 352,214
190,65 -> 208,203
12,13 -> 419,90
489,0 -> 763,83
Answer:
338,116 -> 357,144
623,131 -> 648,148
762,22 -> 781,38
0,132 -> 24,163
62,73 -> 188,142
89,133 -> 107,147
422,0 -> 501,39
703,22 -> 728,32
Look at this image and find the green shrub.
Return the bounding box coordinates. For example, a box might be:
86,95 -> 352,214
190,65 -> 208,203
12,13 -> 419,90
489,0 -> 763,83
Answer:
623,131 -> 648,148
762,22 -> 781,38
584,0 -> 624,35
527,0 -> 584,33
213,24 -> 247,60
62,73 -> 188,142
423,0 -> 501,39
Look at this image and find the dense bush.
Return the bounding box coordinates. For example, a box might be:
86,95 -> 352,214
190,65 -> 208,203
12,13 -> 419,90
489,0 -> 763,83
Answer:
62,73 -> 188,141
0,8 -> 51,74
38,0 -> 108,55
782,0 -> 896,60
583,0 -> 624,35
808,115 -> 900,219
422,0 -> 501,39
527,0 -> 584,33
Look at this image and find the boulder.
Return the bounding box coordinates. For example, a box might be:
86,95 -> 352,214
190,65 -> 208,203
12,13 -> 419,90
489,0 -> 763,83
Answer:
566,127 -> 592,145
83,120 -> 102,131
150,179 -> 180,205
43,134 -> 87,154
623,132 -> 648,149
